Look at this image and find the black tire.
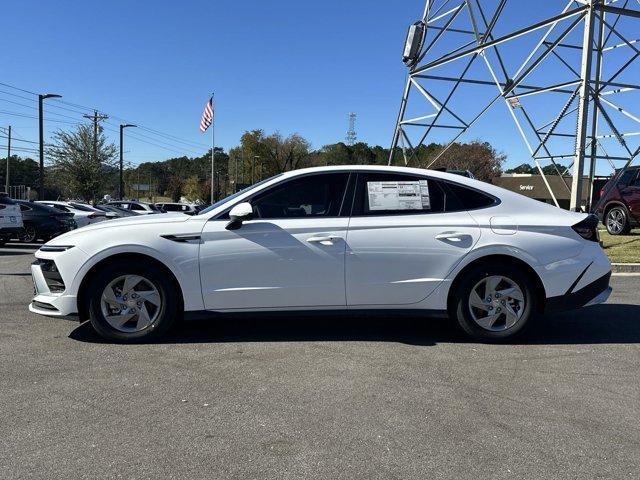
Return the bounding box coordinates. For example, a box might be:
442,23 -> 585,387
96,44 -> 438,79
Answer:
451,263 -> 537,342
87,260 -> 179,342
605,206 -> 630,235
18,224 -> 37,243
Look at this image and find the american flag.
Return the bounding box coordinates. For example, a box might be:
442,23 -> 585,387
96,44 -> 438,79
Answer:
199,97 -> 214,132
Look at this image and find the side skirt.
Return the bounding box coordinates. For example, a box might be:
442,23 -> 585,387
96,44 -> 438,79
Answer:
183,309 -> 449,321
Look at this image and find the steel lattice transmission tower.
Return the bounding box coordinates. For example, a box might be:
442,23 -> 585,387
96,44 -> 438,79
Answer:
389,0 -> 640,211
346,112 -> 357,146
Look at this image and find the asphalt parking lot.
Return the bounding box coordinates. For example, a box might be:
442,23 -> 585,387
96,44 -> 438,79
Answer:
1,242 -> 639,479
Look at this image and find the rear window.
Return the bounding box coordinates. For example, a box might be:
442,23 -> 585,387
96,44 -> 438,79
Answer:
0,194 -> 16,205
48,204 -> 69,212
618,169 -> 637,187
69,203 -> 95,212
161,204 -> 182,211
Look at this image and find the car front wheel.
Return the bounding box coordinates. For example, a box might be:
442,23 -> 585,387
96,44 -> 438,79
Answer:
451,264 -> 536,341
605,206 -> 630,235
87,261 -> 179,342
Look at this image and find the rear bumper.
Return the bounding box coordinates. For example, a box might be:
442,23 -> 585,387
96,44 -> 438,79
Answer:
545,272 -> 611,313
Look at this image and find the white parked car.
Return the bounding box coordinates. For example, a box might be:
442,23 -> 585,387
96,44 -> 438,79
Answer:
29,166 -> 611,342
155,202 -> 197,215
107,201 -> 163,215
0,193 -> 23,246
36,201 -> 107,228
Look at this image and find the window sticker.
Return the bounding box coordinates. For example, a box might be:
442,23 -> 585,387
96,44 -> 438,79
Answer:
367,180 -> 430,211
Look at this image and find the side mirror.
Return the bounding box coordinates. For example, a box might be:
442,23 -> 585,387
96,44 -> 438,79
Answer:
226,202 -> 253,230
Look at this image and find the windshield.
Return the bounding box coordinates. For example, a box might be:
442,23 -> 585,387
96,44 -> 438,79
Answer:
197,174 -> 284,215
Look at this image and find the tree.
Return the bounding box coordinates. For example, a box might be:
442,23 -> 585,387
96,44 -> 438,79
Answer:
505,163 -> 535,174
0,156 -> 39,190
182,176 -> 202,202
237,130 -> 311,176
47,124 -> 117,201
505,163 -> 569,175
415,141 -> 506,181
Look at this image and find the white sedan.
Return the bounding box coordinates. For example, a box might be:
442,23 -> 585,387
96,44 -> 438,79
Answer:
29,166 -> 611,342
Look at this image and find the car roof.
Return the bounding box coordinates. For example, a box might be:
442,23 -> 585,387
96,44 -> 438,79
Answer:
18,200 -> 60,213
278,165 -> 508,197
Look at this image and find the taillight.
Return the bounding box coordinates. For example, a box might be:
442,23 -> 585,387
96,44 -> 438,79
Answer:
572,214 -> 600,243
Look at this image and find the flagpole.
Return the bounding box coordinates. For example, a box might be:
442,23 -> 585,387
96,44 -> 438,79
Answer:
210,92 -> 215,203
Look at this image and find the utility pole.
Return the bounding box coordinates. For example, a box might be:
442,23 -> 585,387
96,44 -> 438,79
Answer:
253,155 -> 259,184
234,154 -> 239,191
241,146 -> 245,184
119,124 -> 136,199
5,126 -> 10,194
38,93 -> 61,199
83,110 -> 109,163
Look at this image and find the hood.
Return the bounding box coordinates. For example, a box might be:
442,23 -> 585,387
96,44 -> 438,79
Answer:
46,213 -> 191,245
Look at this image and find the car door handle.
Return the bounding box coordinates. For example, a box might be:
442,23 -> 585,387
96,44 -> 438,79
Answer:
435,232 -> 467,242
307,235 -> 341,245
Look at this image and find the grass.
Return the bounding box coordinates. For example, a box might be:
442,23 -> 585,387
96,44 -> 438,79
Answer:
599,228 -> 640,263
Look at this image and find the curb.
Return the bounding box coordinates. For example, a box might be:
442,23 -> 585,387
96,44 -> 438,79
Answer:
612,263 -> 640,273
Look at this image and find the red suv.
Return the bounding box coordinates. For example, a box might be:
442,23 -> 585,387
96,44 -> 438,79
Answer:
595,166 -> 640,235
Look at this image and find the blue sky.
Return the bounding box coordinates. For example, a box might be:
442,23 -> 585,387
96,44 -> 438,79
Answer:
1,1 -> 637,172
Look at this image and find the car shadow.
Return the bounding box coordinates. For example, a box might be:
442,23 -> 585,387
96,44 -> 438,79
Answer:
68,303 -> 640,346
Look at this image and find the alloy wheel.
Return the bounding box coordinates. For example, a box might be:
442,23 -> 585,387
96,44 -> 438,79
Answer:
468,275 -> 525,331
19,226 -> 37,243
100,275 -> 162,333
607,209 -> 625,234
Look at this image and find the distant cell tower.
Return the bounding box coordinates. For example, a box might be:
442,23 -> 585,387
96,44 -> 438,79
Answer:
346,112 -> 357,146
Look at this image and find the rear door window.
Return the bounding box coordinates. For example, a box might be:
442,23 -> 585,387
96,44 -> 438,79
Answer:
352,173 -> 446,215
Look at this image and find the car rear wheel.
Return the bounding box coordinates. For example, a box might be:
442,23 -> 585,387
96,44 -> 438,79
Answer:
451,264 -> 536,341
18,225 -> 37,243
605,206 -> 630,235
87,261 -> 178,342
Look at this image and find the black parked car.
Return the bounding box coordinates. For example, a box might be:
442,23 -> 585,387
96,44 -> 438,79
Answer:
15,201 -> 77,243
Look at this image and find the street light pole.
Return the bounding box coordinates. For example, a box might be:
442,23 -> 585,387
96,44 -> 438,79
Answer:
5,126 -> 10,194
119,124 -> 136,200
38,93 -> 61,199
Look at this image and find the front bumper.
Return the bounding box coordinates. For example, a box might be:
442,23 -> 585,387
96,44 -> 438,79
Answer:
545,272 -> 612,313
1,226 -> 24,237
29,261 -> 78,317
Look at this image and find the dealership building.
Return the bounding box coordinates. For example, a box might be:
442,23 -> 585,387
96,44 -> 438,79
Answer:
491,174 -> 609,210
